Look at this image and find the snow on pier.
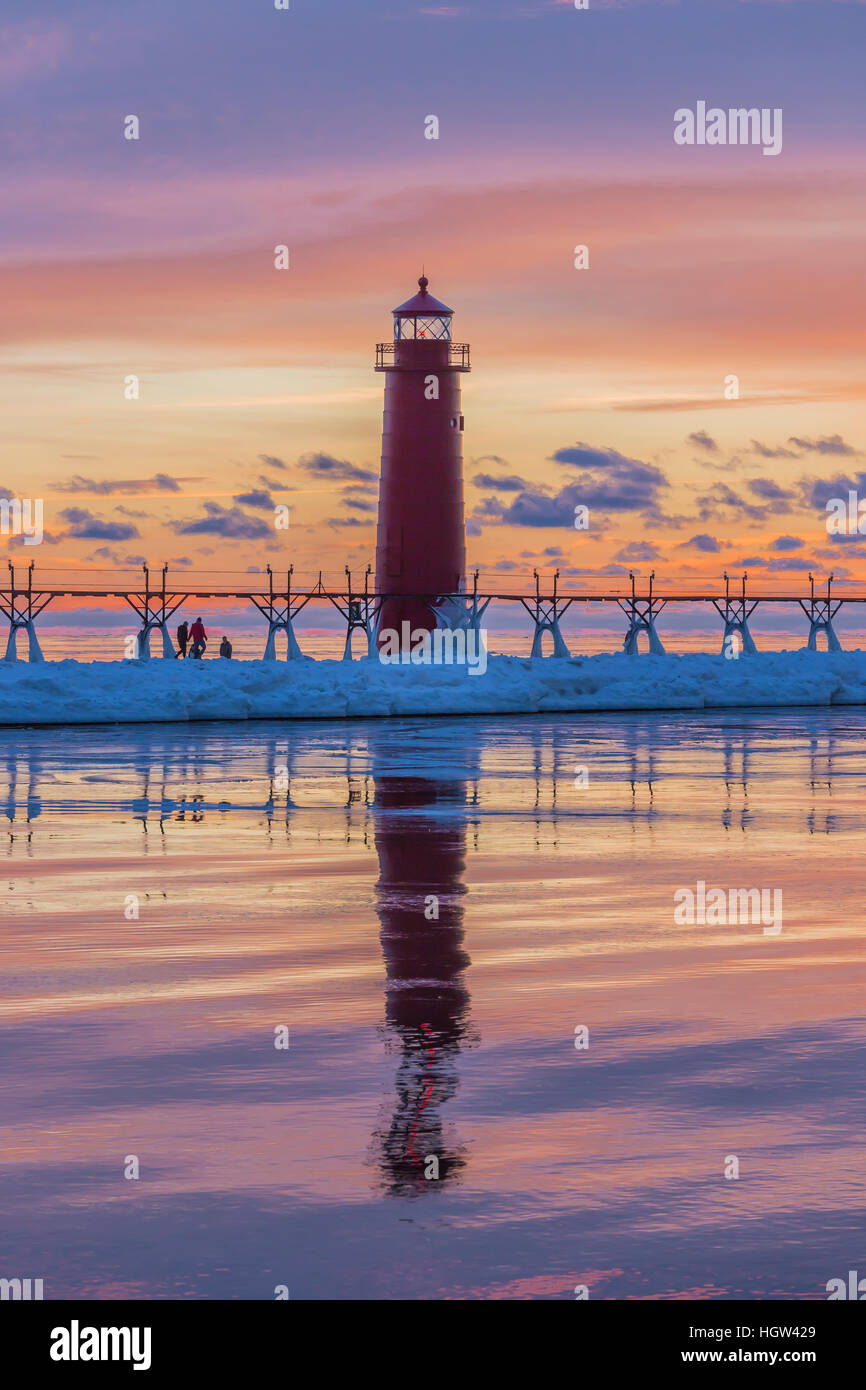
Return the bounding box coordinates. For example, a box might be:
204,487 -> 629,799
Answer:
4,648 -> 866,727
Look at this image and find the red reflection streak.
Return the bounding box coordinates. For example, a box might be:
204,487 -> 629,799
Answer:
407,1022 -> 435,1181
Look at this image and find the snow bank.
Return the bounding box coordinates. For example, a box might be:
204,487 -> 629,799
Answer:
3,649 -> 866,726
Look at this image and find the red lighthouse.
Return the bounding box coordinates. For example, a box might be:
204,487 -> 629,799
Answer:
374,276 -> 471,640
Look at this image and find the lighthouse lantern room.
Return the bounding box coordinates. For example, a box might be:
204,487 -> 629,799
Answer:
392,281 -> 454,340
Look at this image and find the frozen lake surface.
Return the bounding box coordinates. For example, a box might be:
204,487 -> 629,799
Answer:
2,709 -> 865,1299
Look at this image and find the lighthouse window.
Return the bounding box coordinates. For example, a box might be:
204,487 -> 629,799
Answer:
417,316 -> 451,340
394,315 -> 452,341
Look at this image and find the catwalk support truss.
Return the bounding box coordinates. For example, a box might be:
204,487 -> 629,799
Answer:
0,563 -> 861,663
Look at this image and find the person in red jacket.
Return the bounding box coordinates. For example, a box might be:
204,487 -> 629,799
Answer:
189,617 -> 207,658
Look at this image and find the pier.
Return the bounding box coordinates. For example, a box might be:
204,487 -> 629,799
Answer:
2,561 -> 863,662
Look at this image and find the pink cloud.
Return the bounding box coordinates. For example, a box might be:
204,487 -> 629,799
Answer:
2,170 -> 863,398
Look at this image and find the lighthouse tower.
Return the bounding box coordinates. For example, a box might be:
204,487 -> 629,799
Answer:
374,276 -> 470,641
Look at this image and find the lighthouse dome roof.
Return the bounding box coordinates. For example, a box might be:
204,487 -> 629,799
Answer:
392,276 -> 453,317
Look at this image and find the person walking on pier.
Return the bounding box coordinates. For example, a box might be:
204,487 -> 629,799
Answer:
219,635 -> 233,659
176,619 -> 189,658
189,617 -> 207,659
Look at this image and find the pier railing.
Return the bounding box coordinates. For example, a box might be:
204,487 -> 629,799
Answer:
1,562 -> 860,662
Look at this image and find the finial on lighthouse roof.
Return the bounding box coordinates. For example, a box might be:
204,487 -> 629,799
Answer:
392,275 -> 453,317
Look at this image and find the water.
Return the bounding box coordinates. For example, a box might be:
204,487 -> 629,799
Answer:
2,710 -> 864,1300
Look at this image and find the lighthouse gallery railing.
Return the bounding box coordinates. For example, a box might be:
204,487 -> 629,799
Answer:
375,343 -> 471,371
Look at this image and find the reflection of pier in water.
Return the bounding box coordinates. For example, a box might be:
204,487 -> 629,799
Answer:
3,740 -> 41,851
0,724 -> 673,850
0,719 -> 855,856
721,733 -> 752,835
807,733 -> 837,835
623,723 -> 659,833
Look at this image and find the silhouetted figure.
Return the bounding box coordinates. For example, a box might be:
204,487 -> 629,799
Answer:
176,620 -> 189,658
189,617 -> 207,659
219,636 -> 232,659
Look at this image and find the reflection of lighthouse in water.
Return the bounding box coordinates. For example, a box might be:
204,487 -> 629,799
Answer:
371,754 -> 473,1196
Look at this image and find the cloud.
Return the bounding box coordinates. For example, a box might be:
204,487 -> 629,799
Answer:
341,489 -> 377,513
688,430 -> 718,453
258,454 -> 287,471
553,442 -> 639,470
678,533 -> 721,553
815,541 -> 866,571
769,535 -> 804,552
694,484 -> 769,523
801,471 -> 866,509
257,474 -> 293,491
750,440 -> 799,460
87,546 -> 147,565
472,472 -> 529,492
8,530 -> 62,547
747,478 -> 794,501
737,555 -> 814,573
472,496 -> 506,520
5,164 -> 863,389
499,485 -> 581,528
751,434 -> 859,462
170,502 -> 272,539
58,507 -> 139,540
557,564 -> 630,578
56,473 -> 184,494
550,443 -> 669,514
767,557 -> 813,572
614,541 -> 662,562
233,489 -> 274,510
328,516 -> 373,528
788,434 -> 857,457
821,531 -> 866,547
299,451 -> 377,483
342,480 -> 378,495
114,504 -> 151,518
700,455 -> 744,475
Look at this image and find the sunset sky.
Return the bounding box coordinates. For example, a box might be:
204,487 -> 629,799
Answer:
2,0 -> 865,614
